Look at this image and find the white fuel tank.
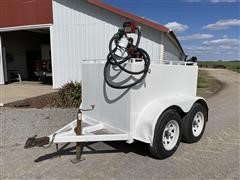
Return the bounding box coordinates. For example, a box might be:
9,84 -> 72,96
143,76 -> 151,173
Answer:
81,60 -> 198,133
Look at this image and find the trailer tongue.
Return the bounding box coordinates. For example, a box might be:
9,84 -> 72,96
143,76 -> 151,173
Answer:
24,22 -> 208,163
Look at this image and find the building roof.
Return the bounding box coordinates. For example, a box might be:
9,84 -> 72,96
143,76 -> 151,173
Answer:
87,0 -> 185,56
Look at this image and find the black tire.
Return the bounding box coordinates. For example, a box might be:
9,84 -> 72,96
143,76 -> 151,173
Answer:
182,103 -> 208,143
149,109 -> 182,159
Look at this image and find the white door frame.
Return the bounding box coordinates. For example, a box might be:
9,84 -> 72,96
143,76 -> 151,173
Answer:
0,34 -> 4,84
0,24 -> 52,32
2,47 -> 7,82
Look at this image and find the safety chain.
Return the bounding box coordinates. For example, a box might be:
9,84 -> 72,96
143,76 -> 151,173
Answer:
42,133 -> 57,149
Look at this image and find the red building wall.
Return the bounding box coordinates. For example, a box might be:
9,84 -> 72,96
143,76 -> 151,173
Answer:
0,0 -> 53,28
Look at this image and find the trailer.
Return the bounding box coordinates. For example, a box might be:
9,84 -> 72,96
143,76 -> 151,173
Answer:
25,22 -> 208,163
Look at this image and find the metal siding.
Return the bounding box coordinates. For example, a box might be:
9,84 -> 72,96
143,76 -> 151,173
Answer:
51,0 -> 162,88
162,33 -> 181,61
0,35 -> 4,84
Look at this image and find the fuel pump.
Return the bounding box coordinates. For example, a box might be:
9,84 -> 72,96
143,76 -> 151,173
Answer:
104,21 -> 151,89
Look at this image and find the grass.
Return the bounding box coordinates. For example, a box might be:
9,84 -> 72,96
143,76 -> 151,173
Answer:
197,70 -> 209,88
198,60 -> 240,73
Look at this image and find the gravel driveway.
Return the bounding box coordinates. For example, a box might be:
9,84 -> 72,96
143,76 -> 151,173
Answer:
1,69 -> 239,180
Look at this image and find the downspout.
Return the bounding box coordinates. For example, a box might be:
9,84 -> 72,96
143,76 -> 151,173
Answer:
160,31 -> 164,62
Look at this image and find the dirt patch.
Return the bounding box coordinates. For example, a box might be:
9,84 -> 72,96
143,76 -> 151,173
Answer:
197,69 -> 223,98
4,92 -> 57,108
5,82 -> 81,108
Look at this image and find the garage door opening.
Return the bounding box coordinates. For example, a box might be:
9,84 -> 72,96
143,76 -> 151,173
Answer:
1,28 -> 52,85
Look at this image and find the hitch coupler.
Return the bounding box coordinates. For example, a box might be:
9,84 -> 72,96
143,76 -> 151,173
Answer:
24,135 -> 50,149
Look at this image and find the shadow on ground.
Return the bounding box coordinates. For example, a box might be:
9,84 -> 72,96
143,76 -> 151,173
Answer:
34,141 -> 150,163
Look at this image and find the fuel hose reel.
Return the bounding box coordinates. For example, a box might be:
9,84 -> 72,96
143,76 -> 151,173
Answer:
104,22 -> 151,89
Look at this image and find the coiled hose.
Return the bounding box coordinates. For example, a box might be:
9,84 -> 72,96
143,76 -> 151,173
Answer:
104,27 -> 151,89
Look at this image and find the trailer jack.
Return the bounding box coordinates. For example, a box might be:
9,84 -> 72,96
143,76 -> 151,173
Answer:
71,109 -> 86,163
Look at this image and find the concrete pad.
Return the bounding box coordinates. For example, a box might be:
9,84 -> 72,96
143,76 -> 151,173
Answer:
0,81 -> 56,105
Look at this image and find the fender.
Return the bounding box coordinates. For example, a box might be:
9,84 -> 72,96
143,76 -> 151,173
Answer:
133,96 -> 207,145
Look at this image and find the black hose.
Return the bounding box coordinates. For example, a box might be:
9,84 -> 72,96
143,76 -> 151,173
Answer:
104,28 -> 151,89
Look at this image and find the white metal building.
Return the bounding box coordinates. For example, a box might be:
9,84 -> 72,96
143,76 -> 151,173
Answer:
0,0 -> 185,89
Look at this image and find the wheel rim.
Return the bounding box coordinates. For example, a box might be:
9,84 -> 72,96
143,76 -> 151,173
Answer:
192,111 -> 204,137
162,120 -> 180,151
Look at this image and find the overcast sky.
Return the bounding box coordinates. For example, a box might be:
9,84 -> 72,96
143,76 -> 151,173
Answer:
104,0 -> 240,61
